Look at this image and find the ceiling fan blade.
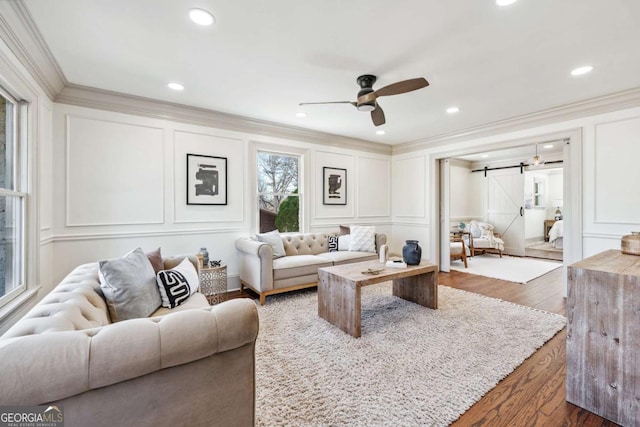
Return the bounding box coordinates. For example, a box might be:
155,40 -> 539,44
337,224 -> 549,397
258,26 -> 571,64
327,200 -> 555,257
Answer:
371,103 -> 386,126
374,77 -> 429,97
299,101 -> 356,106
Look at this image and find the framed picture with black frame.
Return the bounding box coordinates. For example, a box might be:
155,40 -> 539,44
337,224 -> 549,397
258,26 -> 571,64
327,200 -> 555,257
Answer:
187,153 -> 227,205
323,167 -> 347,205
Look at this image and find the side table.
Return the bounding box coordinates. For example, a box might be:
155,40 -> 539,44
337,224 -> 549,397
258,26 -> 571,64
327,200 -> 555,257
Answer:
199,264 -> 228,305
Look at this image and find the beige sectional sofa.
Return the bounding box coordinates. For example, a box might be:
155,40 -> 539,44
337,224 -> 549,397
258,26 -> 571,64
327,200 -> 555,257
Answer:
0,256 -> 259,427
236,232 -> 387,305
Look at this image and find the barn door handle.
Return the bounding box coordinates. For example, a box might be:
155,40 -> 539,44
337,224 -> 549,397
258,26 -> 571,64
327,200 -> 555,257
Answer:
520,207 -> 524,216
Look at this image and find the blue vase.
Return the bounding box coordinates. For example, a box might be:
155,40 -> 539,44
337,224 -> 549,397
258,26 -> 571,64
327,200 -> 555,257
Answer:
402,240 -> 422,265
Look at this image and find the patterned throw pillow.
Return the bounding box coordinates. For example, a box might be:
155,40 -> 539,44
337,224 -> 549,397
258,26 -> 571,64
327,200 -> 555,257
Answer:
156,257 -> 199,308
328,235 -> 339,252
349,225 -> 376,253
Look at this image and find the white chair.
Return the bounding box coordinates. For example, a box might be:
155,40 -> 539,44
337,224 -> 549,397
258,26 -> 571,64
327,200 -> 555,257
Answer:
466,220 -> 505,257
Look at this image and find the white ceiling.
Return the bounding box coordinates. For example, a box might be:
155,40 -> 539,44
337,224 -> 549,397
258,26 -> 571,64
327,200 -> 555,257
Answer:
23,0 -> 640,145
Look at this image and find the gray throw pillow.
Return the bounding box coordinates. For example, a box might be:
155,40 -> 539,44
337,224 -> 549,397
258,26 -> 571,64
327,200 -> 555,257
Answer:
255,230 -> 287,258
99,248 -> 162,322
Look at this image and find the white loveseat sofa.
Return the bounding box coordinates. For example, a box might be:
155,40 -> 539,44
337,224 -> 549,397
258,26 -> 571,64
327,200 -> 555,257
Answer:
236,232 -> 387,305
0,255 -> 259,427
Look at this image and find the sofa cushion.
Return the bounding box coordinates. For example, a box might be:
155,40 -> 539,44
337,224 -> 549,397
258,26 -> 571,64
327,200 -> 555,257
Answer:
99,248 -> 162,322
349,225 -> 376,252
156,258 -> 199,309
150,292 -> 210,316
282,233 -> 329,256
273,255 -> 332,280
256,230 -> 286,258
316,251 -> 378,265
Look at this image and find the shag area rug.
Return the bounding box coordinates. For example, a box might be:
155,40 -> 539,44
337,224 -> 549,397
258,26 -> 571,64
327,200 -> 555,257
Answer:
450,253 -> 562,283
254,283 -> 566,426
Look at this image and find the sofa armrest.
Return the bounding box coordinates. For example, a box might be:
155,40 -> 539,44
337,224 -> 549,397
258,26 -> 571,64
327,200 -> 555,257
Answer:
235,238 -> 274,292
0,299 -> 258,405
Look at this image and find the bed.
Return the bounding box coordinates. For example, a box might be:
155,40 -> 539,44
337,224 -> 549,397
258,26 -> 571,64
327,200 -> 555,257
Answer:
548,220 -> 564,249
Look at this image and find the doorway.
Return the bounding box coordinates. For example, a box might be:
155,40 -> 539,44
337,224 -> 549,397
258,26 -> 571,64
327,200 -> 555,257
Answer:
433,131 -> 582,295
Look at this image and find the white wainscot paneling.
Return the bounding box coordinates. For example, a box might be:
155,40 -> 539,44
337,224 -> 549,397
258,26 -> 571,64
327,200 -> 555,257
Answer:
392,156 -> 425,218
582,235 -> 623,259
40,102 -> 53,231
174,130 -> 244,223
357,156 -> 390,217
390,224 -> 430,261
594,117 -> 640,224
66,115 -> 164,226
314,151 -> 354,219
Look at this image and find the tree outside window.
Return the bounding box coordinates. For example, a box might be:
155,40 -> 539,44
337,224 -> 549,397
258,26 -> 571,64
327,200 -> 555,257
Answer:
257,152 -> 300,233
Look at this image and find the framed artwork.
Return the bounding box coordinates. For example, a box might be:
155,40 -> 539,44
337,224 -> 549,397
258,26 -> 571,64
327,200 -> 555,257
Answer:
323,167 -> 347,205
187,153 -> 227,205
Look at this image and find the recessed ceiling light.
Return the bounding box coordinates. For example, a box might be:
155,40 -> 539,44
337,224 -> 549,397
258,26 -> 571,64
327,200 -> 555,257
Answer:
295,112 -> 307,118
496,0 -> 518,6
446,106 -> 460,114
481,154 -> 489,158
168,82 -> 184,91
543,144 -> 554,149
376,130 -> 386,135
189,8 -> 215,26
571,65 -> 593,76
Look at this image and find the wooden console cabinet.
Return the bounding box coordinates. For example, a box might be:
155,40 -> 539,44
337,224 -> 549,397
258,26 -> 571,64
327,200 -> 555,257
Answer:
566,250 -> 640,426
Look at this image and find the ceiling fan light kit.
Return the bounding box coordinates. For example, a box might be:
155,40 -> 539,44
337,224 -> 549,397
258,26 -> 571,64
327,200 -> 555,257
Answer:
299,74 -> 429,127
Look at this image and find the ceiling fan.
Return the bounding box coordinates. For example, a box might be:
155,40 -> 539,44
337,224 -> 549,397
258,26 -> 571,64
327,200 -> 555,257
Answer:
299,74 -> 429,127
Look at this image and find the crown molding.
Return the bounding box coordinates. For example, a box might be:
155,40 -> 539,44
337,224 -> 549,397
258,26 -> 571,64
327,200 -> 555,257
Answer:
393,87 -> 640,155
55,84 -> 392,155
0,1 -> 67,100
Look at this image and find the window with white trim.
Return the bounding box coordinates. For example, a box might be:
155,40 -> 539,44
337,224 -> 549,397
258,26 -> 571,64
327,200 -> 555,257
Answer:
0,89 -> 25,308
257,151 -> 300,233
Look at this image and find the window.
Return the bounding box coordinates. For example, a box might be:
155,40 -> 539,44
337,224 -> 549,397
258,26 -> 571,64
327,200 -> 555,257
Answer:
257,151 -> 300,233
0,90 -> 25,307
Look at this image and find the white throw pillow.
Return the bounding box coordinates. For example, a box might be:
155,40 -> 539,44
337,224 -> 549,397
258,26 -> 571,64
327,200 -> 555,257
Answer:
255,230 -> 286,258
338,234 -> 351,251
349,225 -> 376,253
156,257 -> 200,309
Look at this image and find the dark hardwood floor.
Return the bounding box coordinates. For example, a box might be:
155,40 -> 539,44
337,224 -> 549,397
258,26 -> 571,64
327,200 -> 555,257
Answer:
230,267 -> 619,426
441,268 -> 619,427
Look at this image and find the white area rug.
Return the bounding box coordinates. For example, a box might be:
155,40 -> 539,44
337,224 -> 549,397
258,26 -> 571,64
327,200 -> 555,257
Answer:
255,283 -> 566,426
450,254 -> 562,284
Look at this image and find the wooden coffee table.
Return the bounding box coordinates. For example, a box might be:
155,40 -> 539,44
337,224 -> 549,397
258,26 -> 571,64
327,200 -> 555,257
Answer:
317,260 -> 438,337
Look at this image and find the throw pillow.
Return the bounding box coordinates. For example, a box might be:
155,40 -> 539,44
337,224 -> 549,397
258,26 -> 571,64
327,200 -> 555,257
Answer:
338,234 -> 351,251
156,257 -> 200,309
349,225 -> 376,253
146,247 -> 164,274
328,235 -> 339,252
255,230 -> 287,258
469,221 -> 482,238
99,248 -> 162,322
339,225 -> 351,235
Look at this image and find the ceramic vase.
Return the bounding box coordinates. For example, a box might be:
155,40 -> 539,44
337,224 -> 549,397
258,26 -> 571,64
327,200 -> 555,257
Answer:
402,240 -> 422,265
199,247 -> 210,266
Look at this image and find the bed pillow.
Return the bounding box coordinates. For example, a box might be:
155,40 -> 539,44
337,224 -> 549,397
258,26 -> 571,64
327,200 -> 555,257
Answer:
349,225 -> 376,253
156,257 -> 200,309
255,230 -> 287,258
99,248 -> 162,322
